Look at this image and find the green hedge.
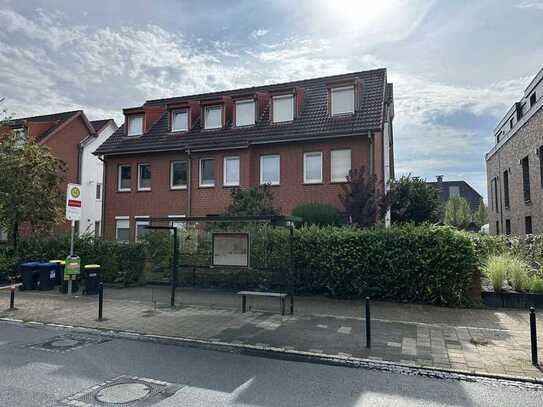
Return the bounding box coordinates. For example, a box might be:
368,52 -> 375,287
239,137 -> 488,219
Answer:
292,224 -> 476,305
0,234 -> 145,286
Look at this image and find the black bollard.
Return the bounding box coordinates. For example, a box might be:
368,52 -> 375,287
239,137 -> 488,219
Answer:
10,277 -> 15,310
365,297 -> 371,348
98,282 -> 103,321
530,307 -> 538,366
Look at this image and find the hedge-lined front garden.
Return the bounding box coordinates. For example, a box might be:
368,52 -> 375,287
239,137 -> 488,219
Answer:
0,224 -> 480,306
0,235 -> 145,287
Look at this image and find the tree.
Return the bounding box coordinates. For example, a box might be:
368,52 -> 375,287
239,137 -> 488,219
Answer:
473,199 -> 488,227
0,132 -> 66,248
388,175 -> 442,224
225,185 -> 280,216
339,167 -> 387,227
444,195 -> 472,229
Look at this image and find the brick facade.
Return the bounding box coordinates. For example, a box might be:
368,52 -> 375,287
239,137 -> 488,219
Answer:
103,136 -> 374,241
487,107 -> 543,235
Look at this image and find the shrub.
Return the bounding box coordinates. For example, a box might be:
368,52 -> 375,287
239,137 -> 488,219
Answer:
292,203 -> 343,227
481,255 -> 508,292
529,276 -> 543,294
0,234 -> 145,286
507,257 -> 530,291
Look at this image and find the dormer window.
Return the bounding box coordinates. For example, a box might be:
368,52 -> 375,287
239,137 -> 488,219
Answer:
530,92 -> 537,108
127,115 -> 143,136
331,86 -> 354,115
235,99 -> 255,127
171,109 -> 188,132
204,105 -> 222,129
272,94 -> 294,123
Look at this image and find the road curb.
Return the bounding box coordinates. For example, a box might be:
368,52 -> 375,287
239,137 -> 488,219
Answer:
2,316 -> 543,387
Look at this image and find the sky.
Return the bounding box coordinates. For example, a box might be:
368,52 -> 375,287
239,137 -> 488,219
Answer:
1,0 -> 542,200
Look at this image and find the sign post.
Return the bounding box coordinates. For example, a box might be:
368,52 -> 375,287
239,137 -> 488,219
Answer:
65,184 -> 82,295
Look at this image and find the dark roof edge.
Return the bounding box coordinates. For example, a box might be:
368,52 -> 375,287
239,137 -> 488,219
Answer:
94,130 -> 378,157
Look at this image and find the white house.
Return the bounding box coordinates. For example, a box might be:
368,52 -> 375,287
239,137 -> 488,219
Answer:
79,119 -> 118,237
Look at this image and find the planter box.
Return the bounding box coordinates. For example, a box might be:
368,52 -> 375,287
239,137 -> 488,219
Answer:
482,291 -> 543,308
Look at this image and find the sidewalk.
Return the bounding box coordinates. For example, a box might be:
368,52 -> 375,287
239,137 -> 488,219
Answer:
1,286 -> 542,379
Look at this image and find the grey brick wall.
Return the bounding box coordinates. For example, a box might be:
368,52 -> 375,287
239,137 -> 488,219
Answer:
486,107 -> 543,235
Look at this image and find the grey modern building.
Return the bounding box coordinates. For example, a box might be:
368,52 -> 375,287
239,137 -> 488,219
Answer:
486,67 -> 543,235
427,176 -> 483,213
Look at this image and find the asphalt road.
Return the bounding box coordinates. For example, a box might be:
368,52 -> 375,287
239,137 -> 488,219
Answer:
1,321 -> 542,406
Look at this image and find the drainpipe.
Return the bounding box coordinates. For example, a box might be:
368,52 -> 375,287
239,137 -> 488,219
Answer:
77,143 -> 84,184
98,155 -> 106,238
186,148 -> 192,216
368,130 -> 374,175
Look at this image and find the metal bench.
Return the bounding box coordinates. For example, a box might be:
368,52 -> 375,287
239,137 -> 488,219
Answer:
237,291 -> 293,316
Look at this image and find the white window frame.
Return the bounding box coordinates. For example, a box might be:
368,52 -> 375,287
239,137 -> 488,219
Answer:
272,94 -> 294,123
127,115 -> 144,136
118,165 -> 131,192
260,155 -> 280,185
115,216 -> 130,242
171,109 -> 189,132
168,215 -> 187,231
331,86 -> 355,116
135,217 -> 150,242
170,160 -> 188,190
235,99 -> 255,127
331,149 -> 352,183
137,163 -> 151,191
0,227 -> 8,241
199,158 -> 215,187
204,105 -> 223,130
223,156 -> 240,187
303,152 -> 323,184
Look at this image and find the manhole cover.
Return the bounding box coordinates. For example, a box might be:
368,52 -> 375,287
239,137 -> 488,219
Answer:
95,383 -> 151,404
61,375 -> 182,407
28,334 -> 110,353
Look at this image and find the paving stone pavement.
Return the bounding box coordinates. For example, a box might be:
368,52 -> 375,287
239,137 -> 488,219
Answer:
1,287 -> 543,379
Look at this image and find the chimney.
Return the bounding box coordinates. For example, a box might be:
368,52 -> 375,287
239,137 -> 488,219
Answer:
436,175 -> 444,183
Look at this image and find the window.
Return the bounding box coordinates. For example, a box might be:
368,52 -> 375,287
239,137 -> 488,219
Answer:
170,161 -> 188,189
260,155 -> 280,185
272,95 -> 294,123
331,149 -> 351,182
135,218 -> 150,242
530,92 -> 537,108
13,128 -> 27,147
168,215 -> 186,230
495,221 -> 499,235
449,186 -> 460,197
525,216 -> 533,234
503,170 -> 510,209
493,177 -> 499,212
303,152 -> 323,184
118,165 -> 131,192
199,158 -> 215,187
138,164 -> 151,191
94,221 -> 101,238
204,106 -> 222,129
331,86 -> 355,115
127,115 -> 143,136
235,100 -> 255,126
116,218 -> 129,242
521,156 -> 531,203
171,110 -> 188,132
509,117 -> 514,130
224,156 -> 240,186
505,219 -> 511,235
96,183 -> 102,200
0,227 -> 7,241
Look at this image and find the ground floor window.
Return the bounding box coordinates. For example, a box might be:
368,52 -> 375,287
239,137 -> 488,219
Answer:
0,227 -> 7,241
525,216 -> 533,235
135,218 -> 150,242
116,218 -> 130,242
94,221 -> 101,238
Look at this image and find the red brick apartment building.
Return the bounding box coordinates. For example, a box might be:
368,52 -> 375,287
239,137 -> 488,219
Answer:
94,69 -> 395,242
0,111 -> 115,238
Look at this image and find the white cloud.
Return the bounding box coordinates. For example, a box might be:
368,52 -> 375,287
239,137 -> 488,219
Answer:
515,1 -> 543,10
250,29 -> 269,39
